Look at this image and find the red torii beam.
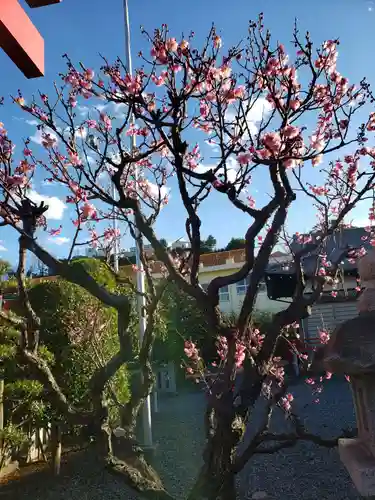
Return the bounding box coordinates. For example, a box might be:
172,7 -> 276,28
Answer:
0,0 -> 61,79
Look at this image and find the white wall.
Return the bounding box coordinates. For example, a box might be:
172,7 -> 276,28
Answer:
215,282 -> 288,316
213,276 -> 358,317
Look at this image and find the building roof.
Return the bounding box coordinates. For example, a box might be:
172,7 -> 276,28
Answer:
133,248 -> 291,275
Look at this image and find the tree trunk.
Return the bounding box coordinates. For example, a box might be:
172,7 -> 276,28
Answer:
188,401 -> 243,500
188,466 -> 237,500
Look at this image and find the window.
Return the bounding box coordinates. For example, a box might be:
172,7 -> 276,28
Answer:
236,278 -> 248,296
219,285 -> 230,302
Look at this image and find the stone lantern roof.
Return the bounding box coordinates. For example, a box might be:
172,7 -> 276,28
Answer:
321,311 -> 375,375
320,250 -> 375,375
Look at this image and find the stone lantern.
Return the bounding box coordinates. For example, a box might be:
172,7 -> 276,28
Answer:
318,250 -> 375,497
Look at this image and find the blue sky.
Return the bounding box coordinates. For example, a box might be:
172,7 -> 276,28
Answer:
1,0 -> 375,265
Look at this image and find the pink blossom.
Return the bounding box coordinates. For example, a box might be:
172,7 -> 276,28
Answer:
42,133 -> 57,149
367,113 -> 375,132
339,119 -> 349,130
81,203 -> 97,220
283,158 -> 296,169
282,125 -> 300,139
68,151 -> 82,166
213,35 -> 222,49
233,86 -> 245,99
100,112 -> 112,131
280,392 -> 294,412
14,96 -> 25,106
103,227 -> 120,241
199,100 -> 210,118
184,340 -> 200,361
247,196 -> 256,208
235,342 -> 246,368
124,74 -> 142,95
310,134 -> 325,151
17,159 -> 33,174
49,226 -> 62,236
212,179 -> 224,188
23,147 -> 32,156
69,96 -> 77,108
318,267 -> 326,277
312,154 -> 323,167
151,72 -> 167,86
86,119 -> 97,129
319,329 -> 330,344
6,175 -> 27,188
289,99 -> 300,111
179,40 -> 189,51
89,230 -> 99,247
237,152 -> 252,165
166,38 -> 178,52
262,132 -> 281,153
84,68 -> 94,80
132,264 -> 143,273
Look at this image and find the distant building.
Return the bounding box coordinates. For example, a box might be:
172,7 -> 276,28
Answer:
122,248 -> 292,315
122,239 -> 190,258
85,248 -> 108,259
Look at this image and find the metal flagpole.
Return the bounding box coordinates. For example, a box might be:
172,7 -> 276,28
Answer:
112,183 -> 119,273
123,0 -> 153,448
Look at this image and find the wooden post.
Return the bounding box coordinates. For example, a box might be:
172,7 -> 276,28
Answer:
51,423 -> 61,476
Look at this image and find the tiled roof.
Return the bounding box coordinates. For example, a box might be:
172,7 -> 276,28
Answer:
293,227 -> 370,275
120,248 -> 290,276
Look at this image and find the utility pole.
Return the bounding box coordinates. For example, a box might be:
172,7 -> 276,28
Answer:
117,0 -> 152,447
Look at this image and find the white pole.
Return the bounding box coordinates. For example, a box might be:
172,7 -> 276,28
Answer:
112,183 -> 119,273
123,0 -> 153,448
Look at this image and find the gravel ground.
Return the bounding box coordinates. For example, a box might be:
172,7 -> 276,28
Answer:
0,378 -> 361,500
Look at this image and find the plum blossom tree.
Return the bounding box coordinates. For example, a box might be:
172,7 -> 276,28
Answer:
0,14 -> 375,500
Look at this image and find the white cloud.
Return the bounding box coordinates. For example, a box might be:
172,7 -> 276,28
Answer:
47,236 -> 70,246
0,243 -> 8,252
25,119 -> 60,146
27,190 -> 67,220
77,105 -> 90,117
113,102 -> 127,119
205,140 -> 220,153
367,1 -> 374,12
96,104 -> 108,113
41,180 -> 55,187
226,97 -> 273,138
146,181 -> 170,201
74,126 -> 87,140
196,156 -> 238,178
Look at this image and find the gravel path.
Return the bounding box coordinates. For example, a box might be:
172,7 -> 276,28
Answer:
0,378 -> 361,499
